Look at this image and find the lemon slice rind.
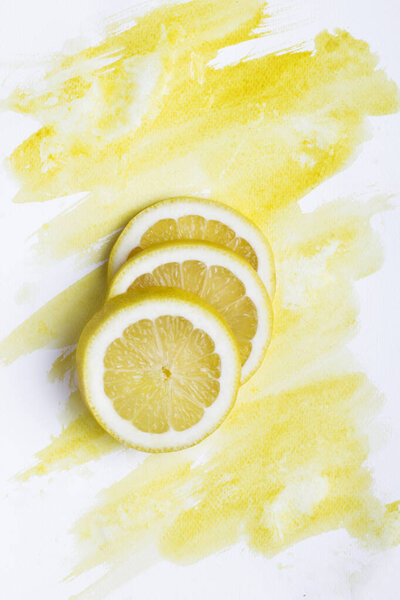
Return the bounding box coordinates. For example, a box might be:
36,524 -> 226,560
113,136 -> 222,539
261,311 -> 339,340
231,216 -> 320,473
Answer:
77,290 -> 241,452
108,197 -> 275,297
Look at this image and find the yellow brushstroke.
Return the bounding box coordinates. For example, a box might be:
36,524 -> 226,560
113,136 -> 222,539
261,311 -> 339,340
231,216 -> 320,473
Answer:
1,0 -> 399,593
0,264 -> 107,364
16,197 -> 388,483
18,400 -> 118,481
69,201 -> 400,589
71,374 -> 391,579
6,6 -> 398,264
48,348 -> 76,383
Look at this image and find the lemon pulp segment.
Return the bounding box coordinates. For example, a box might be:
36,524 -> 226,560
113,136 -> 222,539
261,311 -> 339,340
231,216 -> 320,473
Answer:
104,315 -> 221,433
129,215 -> 258,270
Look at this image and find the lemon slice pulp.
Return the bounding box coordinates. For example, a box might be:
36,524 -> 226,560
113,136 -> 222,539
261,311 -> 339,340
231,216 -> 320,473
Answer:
77,290 -> 241,452
108,241 -> 273,383
108,197 -> 275,298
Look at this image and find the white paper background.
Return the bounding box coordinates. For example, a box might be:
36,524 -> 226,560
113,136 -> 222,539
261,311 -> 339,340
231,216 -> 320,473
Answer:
0,0 -> 399,598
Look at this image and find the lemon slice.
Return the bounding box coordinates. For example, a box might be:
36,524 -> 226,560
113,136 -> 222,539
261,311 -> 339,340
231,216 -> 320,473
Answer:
77,290 -> 241,452
108,241 -> 273,383
108,197 -> 275,297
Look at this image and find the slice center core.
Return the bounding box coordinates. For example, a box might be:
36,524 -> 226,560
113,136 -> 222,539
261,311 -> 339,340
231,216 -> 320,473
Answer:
161,366 -> 172,380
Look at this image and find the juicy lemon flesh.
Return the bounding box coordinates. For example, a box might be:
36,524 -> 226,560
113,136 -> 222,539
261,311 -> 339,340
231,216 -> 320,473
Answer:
128,260 -> 258,365
104,316 -> 221,434
128,215 -> 258,270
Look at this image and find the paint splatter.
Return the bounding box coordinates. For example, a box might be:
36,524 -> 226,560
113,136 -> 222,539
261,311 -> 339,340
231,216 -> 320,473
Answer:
1,0 -> 399,595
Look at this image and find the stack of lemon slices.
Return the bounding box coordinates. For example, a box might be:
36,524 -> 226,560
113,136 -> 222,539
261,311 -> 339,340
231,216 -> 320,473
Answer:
77,198 -> 275,452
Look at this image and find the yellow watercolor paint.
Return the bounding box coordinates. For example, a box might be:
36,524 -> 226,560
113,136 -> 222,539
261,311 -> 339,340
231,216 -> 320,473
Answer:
18,401 -> 118,481
0,264 -> 107,364
1,0 -> 399,592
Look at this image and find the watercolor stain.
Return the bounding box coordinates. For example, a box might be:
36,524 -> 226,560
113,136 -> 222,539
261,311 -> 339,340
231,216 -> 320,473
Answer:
1,0 -> 399,595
